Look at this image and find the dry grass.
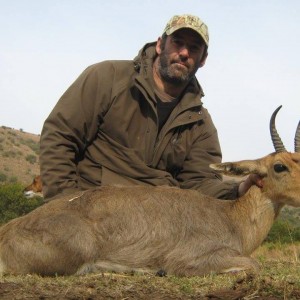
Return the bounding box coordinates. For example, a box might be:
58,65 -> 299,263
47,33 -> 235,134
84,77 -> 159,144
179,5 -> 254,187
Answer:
253,242 -> 300,263
0,243 -> 299,299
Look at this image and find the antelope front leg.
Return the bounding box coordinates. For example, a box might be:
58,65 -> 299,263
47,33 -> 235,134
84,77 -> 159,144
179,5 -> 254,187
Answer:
218,256 -> 260,274
76,260 -> 155,276
165,247 -> 260,276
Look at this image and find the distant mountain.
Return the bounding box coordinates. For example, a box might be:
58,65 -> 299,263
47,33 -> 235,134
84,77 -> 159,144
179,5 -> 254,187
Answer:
0,126 -> 40,186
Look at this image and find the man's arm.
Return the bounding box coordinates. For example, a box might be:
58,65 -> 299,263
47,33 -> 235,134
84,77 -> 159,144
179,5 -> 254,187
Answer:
40,62 -> 113,200
176,109 -> 240,199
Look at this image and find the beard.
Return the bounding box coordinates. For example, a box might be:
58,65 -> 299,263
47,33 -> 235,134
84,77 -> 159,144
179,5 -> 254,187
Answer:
157,51 -> 199,85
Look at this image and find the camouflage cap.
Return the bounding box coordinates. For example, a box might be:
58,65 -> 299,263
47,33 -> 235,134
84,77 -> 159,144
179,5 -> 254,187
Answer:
163,14 -> 209,46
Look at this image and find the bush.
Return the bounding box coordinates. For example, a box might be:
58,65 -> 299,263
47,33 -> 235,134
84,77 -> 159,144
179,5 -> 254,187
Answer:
21,138 -> 40,155
26,154 -> 37,164
3,150 -> 17,158
9,176 -> 18,183
0,173 -> 7,182
0,183 -> 44,224
265,219 -> 300,244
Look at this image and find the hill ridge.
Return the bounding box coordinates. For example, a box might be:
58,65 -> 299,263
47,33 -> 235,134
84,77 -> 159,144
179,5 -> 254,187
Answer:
0,126 -> 40,185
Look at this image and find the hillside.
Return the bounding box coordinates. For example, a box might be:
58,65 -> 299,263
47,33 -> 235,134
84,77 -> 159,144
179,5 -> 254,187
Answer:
0,126 -> 40,186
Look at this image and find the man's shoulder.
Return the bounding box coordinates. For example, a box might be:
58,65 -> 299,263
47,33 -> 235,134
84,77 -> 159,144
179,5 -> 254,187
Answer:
88,60 -> 134,71
82,60 -> 135,81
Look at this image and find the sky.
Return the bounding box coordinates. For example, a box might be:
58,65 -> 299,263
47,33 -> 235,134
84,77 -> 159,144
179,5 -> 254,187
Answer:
1,0 -> 299,161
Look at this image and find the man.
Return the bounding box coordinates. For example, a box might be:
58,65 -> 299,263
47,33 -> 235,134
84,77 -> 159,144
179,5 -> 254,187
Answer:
40,14 -> 256,201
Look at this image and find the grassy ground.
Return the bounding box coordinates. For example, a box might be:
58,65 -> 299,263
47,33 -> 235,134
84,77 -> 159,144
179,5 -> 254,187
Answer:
0,243 -> 299,299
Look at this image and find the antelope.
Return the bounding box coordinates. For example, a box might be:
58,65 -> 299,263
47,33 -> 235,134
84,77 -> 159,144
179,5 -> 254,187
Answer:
23,175 -> 43,198
0,106 -> 299,277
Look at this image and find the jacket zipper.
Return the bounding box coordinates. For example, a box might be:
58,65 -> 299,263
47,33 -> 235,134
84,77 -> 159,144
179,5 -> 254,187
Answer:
152,106 -> 203,165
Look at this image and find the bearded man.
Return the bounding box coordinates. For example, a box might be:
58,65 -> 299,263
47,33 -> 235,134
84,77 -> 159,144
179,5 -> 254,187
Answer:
40,14 -> 256,201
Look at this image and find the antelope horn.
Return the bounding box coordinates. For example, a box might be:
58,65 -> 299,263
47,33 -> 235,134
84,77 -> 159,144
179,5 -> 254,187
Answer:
295,120 -> 300,153
270,105 -> 287,153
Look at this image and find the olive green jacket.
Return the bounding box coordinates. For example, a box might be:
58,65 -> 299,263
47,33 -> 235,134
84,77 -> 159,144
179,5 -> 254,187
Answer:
40,42 -> 239,200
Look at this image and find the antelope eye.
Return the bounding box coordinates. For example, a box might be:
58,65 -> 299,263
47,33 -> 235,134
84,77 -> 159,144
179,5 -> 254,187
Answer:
274,164 -> 288,173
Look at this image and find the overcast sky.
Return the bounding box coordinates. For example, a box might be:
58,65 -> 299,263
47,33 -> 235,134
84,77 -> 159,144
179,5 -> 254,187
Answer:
1,1 -> 299,161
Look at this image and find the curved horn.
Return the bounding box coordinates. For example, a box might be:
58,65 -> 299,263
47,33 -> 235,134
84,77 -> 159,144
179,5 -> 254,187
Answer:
295,120 -> 300,153
270,105 -> 287,153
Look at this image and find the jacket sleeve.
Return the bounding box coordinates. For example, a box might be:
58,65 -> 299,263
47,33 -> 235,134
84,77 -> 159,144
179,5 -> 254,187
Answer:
176,109 -> 240,200
40,62 -> 114,200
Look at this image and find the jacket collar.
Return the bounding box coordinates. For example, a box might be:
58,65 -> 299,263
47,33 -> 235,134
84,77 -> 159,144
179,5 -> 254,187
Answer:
133,42 -> 205,109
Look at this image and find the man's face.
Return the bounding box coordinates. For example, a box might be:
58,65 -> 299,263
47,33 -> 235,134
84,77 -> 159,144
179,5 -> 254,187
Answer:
156,29 -> 207,85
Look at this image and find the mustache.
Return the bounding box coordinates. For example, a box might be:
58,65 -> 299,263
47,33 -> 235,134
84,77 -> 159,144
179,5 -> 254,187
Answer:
171,58 -> 190,68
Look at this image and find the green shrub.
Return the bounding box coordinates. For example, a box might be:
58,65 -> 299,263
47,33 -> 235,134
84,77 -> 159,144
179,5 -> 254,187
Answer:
265,219 -> 300,244
7,131 -> 17,136
26,154 -> 37,164
9,176 -> 18,183
3,150 -> 17,158
0,173 -> 7,182
8,136 -> 16,144
0,183 -> 44,224
21,138 -> 40,155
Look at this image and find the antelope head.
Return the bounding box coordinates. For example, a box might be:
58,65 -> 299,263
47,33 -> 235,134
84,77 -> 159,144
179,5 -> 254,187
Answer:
211,106 -> 300,207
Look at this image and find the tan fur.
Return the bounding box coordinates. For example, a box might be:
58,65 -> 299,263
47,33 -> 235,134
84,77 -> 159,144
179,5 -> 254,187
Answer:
0,152 -> 300,276
23,175 -> 43,198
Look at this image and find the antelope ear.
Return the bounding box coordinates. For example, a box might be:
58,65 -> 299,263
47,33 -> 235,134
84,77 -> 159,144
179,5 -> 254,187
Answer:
210,160 -> 267,177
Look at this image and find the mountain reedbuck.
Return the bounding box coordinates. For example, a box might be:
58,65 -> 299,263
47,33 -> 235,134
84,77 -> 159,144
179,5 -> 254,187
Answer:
0,106 -> 299,276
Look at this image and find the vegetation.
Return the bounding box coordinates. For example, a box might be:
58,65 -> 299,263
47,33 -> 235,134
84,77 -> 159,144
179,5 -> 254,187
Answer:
0,183 -> 43,224
2,150 -> 18,158
0,172 -> 7,183
0,264 -> 299,299
0,126 -> 40,184
266,219 -> 300,244
20,137 -> 40,155
25,154 -> 37,164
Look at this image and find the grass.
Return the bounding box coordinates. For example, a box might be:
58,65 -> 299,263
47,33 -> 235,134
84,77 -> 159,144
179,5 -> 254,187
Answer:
0,243 -> 299,299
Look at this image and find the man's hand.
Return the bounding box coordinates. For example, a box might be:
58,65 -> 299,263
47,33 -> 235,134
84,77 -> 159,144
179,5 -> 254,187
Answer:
238,174 -> 264,197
